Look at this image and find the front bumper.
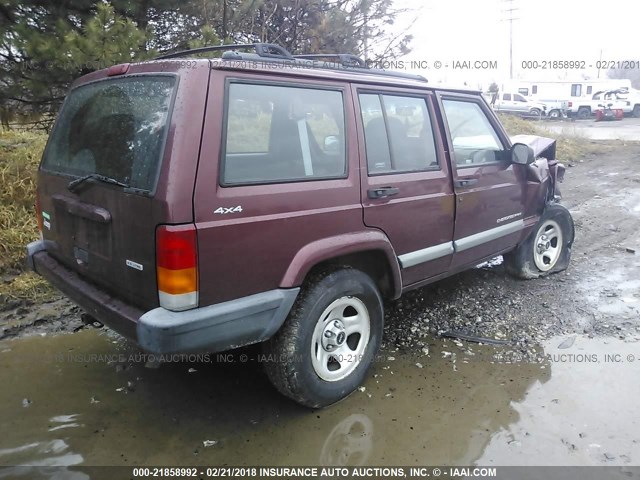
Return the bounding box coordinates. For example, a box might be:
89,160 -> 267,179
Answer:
27,241 -> 299,354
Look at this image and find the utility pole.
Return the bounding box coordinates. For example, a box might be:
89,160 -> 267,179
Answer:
501,0 -> 520,79
597,49 -> 602,78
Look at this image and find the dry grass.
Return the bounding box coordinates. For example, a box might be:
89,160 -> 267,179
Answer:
0,130 -> 54,303
0,272 -> 58,303
497,114 -> 608,161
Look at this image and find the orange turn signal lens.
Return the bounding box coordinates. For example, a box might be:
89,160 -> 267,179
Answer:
157,266 -> 197,295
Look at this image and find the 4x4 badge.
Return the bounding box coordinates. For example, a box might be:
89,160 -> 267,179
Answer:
214,206 -> 243,215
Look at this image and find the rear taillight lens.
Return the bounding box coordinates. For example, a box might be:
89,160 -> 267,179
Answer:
568,101 -> 572,107
156,225 -> 198,311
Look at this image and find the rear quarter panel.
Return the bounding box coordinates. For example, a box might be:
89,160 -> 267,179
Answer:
194,70 -> 367,305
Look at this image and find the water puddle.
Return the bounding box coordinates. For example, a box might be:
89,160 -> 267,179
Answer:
575,262 -> 640,320
0,330 -> 638,471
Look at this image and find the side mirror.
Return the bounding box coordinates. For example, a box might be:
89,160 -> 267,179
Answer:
511,143 -> 535,165
323,135 -> 340,153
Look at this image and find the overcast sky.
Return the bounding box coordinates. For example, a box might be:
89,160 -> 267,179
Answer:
393,0 -> 640,88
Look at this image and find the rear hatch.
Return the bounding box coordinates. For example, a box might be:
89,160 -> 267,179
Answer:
38,74 -> 177,310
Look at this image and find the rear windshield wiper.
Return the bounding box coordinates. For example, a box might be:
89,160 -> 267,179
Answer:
68,174 -> 130,193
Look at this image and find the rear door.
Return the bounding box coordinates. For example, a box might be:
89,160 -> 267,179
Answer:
436,92 -> 526,270
354,86 -> 455,286
500,93 -> 517,113
37,72 -> 197,310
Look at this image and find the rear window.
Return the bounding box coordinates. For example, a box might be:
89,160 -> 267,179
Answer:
42,76 -> 176,192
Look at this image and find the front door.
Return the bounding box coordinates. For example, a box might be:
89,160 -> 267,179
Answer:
437,93 -> 527,270
354,87 -> 455,286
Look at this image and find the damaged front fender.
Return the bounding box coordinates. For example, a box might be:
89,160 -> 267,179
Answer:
511,134 -> 565,201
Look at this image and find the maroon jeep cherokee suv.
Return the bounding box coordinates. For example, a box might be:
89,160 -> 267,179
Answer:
27,43 -> 573,407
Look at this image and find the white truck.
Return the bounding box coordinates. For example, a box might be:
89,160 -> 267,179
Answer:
489,91 -> 549,118
567,90 -> 630,119
499,80 -> 633,118
610,88 -> 640,117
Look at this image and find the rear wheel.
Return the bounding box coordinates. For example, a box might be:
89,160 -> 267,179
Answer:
263,267 -> 384,408
505,203 -> 575,279
548,109 -> 561,119
577,107 -> 590,119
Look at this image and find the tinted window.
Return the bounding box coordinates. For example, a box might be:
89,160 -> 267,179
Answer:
587,86 -> 593,94
223,83 -> 346,185
442,100 -> 504,167
503,93 -> 512,101
359,93 -> 438,174
42,77 -> 175,192
517,88 -> 529,96
514,94 -> 526,102
532,85 -> 538,94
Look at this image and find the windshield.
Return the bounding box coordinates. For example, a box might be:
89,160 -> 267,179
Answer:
42,76 -> 176,192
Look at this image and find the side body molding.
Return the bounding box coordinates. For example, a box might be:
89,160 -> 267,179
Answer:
280,231 -> 403,299
397,220 -> 525,269
454,220 -> 524,252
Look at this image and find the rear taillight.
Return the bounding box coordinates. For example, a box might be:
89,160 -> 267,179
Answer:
156,225 -> 198,311
568,101 -> 573,107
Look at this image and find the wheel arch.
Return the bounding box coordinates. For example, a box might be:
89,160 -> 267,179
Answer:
279,231 -> 402,300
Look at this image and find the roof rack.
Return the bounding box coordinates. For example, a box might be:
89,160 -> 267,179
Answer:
154,42 -> 427,83
155,43 -> 292,60
293,54 -> 367,68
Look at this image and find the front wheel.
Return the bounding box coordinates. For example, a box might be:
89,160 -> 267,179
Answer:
263,267 -> 384,408
505,203 -> 575,279
530,108 -> 542,117
548,109 -> 561,119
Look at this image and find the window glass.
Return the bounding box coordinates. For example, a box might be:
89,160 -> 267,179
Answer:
517,88 -> 529,96
42,76 -> 175,191
503,93 -> 512,101
223,83 -> 346,185
532,85 -> 538,94
587,86 -> 593,95
359,94 -> 438,174
441,100 -> 504,167
514,94 -> 526,102
359,94 -> 391,171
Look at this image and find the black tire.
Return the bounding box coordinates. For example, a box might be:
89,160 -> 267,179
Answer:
263,267 -> 384,408
548,109 -> 560,119
505,203 -> 575,280
530,108 -> 541,117
633,104 -> 640,118
577,107 -> 590,119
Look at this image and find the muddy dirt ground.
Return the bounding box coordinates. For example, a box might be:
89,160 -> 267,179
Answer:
0,142 -> 639,473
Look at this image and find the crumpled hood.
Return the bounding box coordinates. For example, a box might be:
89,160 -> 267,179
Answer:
510,134 -> 557,160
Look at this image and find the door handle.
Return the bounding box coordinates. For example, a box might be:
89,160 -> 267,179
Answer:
368,187 -> 400,199
454,179 -> 479,188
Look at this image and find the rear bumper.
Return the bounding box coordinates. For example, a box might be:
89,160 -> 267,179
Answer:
27,241 -> 299,354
